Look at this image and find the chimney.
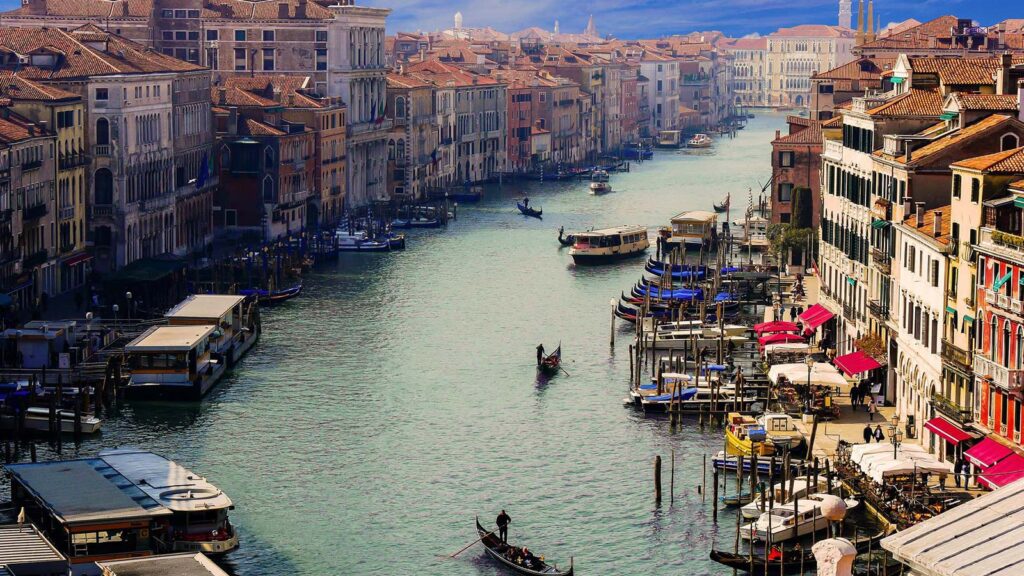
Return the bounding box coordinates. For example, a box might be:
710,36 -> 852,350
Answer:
903,197 -> 911,218
228,107 -> 238,135
933,210 -> 942,237
217,87 -> 227,105
278,2 -> 289,18
1019,80 -> 1024,123
997,52 -> 1013,94
915,202 -> 925,227
775,129 -> 781,140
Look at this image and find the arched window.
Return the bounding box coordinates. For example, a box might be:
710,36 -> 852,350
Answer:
1001,133 -> 1019,151
395,96 -> 406,118
262,176 -> 274,203
96,118 -> 110,146
94,168 -> 113,205
990,313 -> 997,355
1016,325 -> 1023,369
1003,320 -> 1012,368
388,139 -> 396,160
264,147 -> 274,170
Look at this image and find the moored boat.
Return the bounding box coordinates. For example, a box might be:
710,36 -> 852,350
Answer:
239,283 -> 303,304
656,130 -> 683,148
665,210 -> 717,250
713,193 -> 730,213
725,412 -> 773,456
569,226 -> 648,264
740,475 -> 827,520
557,227 -> 575,247
739,494 -> 860,543
336,230 -> 391,252
476,518 -> 573,576
0,406 -> 102,434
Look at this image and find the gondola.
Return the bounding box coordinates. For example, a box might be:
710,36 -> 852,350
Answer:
476,518 -> 573,576
517,202 -> 543,219
557,228 -> 575,247
720,491 -> 755,506
713,194 -> 730,213
538,345 -> 561,375
239,283 -> 302,305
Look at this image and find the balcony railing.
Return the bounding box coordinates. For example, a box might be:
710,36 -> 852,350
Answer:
91,204 -> 114,218
871,248 -> 891,275
964,296 -> 975,308
21,160 -> 42,172
941,341 -> 972,374
867,300 -> 888,320
985,290 -> 997,306
22,249 -> 48,269
931,392 -> 973,426
58,154 -> 88,170
330,185 -> 342,196
974,353 -> 1024,393
94,144 -> 112,157
23,202 -> 47,221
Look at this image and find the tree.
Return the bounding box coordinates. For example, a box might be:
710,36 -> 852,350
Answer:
767,223 -> 818,267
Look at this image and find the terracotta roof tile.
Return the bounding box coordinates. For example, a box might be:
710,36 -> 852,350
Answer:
203,0 -> 333,20
867,88 -> 943,118
903,205 -> 951,244
770,25 -> 853,38
244,118 -> 285,136
897,114 -> 1021,165
774,120 -> 822,145
908,55 -> 1024,86
1009,178 -> 1024,190
951,93 -> 1019,112
858,15 -> 961,50
812,57 -> 895,81
215,74 -> 325,108
721,37 -> 767,51
4,0 -> 151,18
405,59 -> 498,87
0,71 -> 78,101
952,145 -> 1024,173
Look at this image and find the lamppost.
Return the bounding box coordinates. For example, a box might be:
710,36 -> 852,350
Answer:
805,356 -> 815,411
125,291 -> 132,322
890,415 -> 903,459
112,304 -> 119,328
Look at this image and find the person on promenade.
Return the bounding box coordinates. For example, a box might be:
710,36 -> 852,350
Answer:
863,424 -> 873,444
953,457 -> 964,487
850,385 -> 859,407
867,397 -> 877,420
789,306 -> 797,322
873,425 -> 885,443
536,344 -> 545,366
496,510 -> 511,543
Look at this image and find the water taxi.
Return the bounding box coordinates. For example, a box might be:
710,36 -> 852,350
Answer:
569,226 -> 649,264
725,412 -> 773,456
638,383 -> 760,413
656,130 -> 683,148
589,170 -> 611,194
687,133 -> 713,148
123,325 -> 225,401
740,476 -> 828,519
740,494 -> 859,543
732,214 -> 770,250
642,324 -> 748,350
165,294 -> 259,368
335,229 -> 391,252
664,210 -> 717,250
0,406 -> 102,434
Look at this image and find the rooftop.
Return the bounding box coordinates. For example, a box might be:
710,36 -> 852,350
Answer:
0,523 -> 65,566
126,325 -> 216,352
866,88 -> 943,118
769,24 -> 853,39
902,205 -> 951,245
774,120 -> 823,146
948,92 -> 1020,112
671,210 -> 717,222
100,449 -> 233,513
165,294 -> 245,321
811,57 -> 895,81
98,553 -> 229,576
890,114 -> 1022,165
952,145 -> 1024,174
857,15 -> 961,51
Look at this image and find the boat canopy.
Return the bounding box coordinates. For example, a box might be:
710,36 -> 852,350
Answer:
768,362 -> 847,388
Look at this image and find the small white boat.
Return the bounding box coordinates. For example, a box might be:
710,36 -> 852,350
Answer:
1,406 -> 103,434
643,325 -> 748,349
569,225 -> 649,264
589,170 -> 611,194
757,412 -> 805,451
739,476 -> 828,519
740,493 -> 859,542
335,230 -> 390,252
688,133 -> 713,148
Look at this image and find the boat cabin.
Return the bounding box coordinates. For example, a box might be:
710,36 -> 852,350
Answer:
1,323 -> 73,370
569,226 -> 649,264
667,211 -> 717,248
5,450 -> 237,575
124,325 -> 224,400
656,130 -> 683,148
164,295 -> 258,367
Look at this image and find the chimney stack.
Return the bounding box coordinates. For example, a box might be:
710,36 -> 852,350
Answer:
1018,79 -> 1024,122
217,87 -> 227,105
915,202 -> 925,227
933,209 -> 942,237
903,197 -> 911,218
228,107 -> 238,136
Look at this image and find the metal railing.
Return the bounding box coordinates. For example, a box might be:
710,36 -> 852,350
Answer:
974,353 -> 1024,393
871,248 -> 891,275
94,144 -> 112,157
23,202 -> 47,221
931,392 -> 972,425
22,249 -> 48,268
941,341 -> 972,373
91,204 -> 114,218
21,160 -> 42,172
867,300 -> 888,320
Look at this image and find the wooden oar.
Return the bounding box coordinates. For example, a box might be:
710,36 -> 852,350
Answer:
559,366 -> 571,377
445,528 -> 497,559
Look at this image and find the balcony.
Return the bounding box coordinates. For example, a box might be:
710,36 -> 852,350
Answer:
91,204 -> 115,218
22,249 -> 48,269
823,139 -> 843,161
974,353 -> 1024,393
985,290 -> 997,306
23,202 -> 47,222
59,206 -> 75,221
867,300 -> 888,320
871,248 -> 890,275
941,341 -> 972,374
842,303 -> 855,320
58,154 -> 88,170
21,160 -> 42,172
964,296 -> 975,309
931,392 -> 972,426
94,144 -> 112,157
330,185 -> 342,196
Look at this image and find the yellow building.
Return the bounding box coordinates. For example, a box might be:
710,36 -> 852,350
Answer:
2,72 -> 90,294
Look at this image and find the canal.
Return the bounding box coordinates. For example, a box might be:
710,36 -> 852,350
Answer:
46,113 -> 791,575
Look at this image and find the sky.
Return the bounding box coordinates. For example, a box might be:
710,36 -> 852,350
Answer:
376,0 -> 1009,39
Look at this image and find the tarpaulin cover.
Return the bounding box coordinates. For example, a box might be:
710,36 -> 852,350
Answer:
978,453 -> 1024,489
758,333 -> 806,347
923,417 -> 974,446
753,321 -> 799,335
834,350 -> 882,376
799,303 -> 835,330
965,437 -> 1014,468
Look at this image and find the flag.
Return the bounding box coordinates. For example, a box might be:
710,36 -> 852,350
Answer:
374,101 -> 386,125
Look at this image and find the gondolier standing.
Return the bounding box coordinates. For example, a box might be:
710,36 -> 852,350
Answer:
536,344 -> 545,366
496,510 -> 511,543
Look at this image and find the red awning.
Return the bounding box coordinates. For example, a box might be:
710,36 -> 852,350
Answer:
63,252 -> 93,267
965,437 -> 1015,468
833,350 -> 883,377
923,417 -> 974,446
753,321 -> 799,335
799,303 -> 835,330
758,333 -> 806,348
978,453 -> 1024,489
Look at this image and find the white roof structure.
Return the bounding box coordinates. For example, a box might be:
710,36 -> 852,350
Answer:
127,325 -> 216,352
575,225 -> 648,237
850,443 -> 927,465
763,343 -> 811,356
0,523 -> 66,566
768,362 -> 848,387
99,553 -> 230,576
882,477 -> 1024,576
671,210 -> 718,223
165,295 -> 244,321
100,449 -> 233,513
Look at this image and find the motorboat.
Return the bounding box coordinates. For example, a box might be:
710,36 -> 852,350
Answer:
740,476 -> 829,519
740,494 -> 859,543
757,412 -> 805,452
725,412 -> 772,456
0,406 -> 102,434
335,229 -> 391,252
665,211 -> 717,251
588,170 -> 611,195
642,325 -> 748,350
569,226 -> 648,264
688,133 -> 713,148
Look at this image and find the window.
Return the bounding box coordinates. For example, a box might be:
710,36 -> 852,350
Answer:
1001,133 -> 1019,151
262,30 -> 275,42
187,9 -> 199,17
95,88 -> 108,101
315,49 -> 327,71
779,151 -> 794,167
315,30 -> 328,42
162,31 -> 174,41
161,9 -> 173,17
778,183 -> 793,202
173,8 -> 186,17
262,48 -> 274,71
188,31 -> 199,40
234,30 -> 246,41
207,30 -> 218,41
175,31 -> 186,40
930,260 -> 939,287
971,178 -> 980,203
953,174 -> 961,199
234,48 -> 247,70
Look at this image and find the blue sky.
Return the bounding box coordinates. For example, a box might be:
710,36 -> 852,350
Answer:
377,0 -> 1008,39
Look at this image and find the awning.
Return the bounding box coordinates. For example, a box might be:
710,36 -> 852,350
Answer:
965,437 -> 1015,468
945,306 -> 957,315
891,76 -> 905,84
62,252 -> 93,267
939,111 -> 957,121
871,219 -> 890,229
834,350 -> 883,377
799,303 -> 835,330
1014,197 -> 1024,209
993,271 -> 1013,291
924,417 -> 974,445
978,453 -> 1024,489
753,320 -> 799,335
758,333 -> 806,347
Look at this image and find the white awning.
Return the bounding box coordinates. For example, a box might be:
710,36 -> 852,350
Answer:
768,362 -> 848,388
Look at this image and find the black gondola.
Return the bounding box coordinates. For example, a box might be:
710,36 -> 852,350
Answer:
517,201 -> 543,218
476,518 -> 573,576
557,227 -> 575,246
538,345 -> 561,375
239,283 -> 302,305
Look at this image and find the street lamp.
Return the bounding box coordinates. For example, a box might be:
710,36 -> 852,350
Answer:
890,415 -> 903,459
125,291 -> 132,322
805,356 -> 815,411
112,304 -> 119,327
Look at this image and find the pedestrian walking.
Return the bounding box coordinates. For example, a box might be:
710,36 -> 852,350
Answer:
862,424 -> 873,444
789,306 -> 797,322
873,424 -> 885,443
953,457 -> 963,487
850,386 -> 858,407
867,397 -> 877,421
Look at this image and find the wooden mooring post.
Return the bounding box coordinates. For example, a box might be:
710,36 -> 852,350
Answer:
654,455 -> 663,503
712,467 -> 720,522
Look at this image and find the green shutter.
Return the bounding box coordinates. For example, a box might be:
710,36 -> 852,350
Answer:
1013,197 -> 1024,209
993,271 -> 1013,291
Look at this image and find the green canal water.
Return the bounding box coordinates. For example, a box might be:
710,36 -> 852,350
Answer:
48,113 -> 795,575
